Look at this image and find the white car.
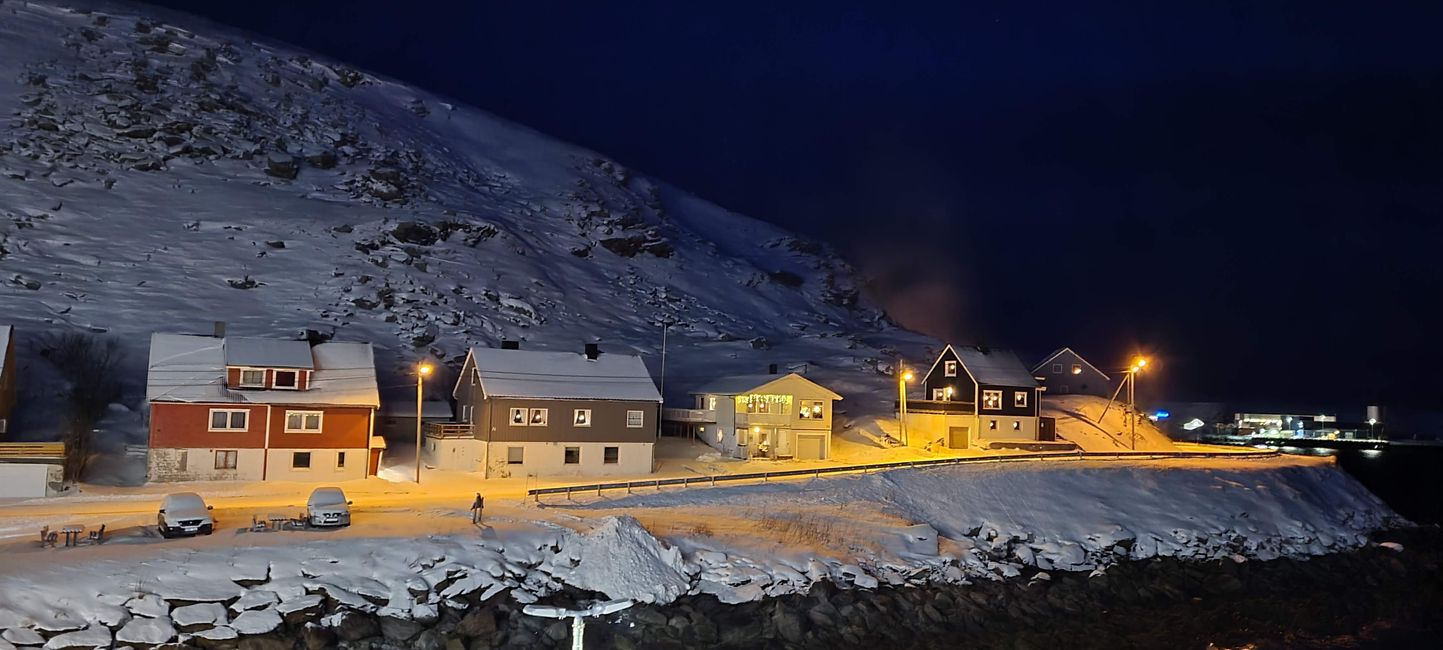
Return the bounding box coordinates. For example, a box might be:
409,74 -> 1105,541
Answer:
158,492 -> 214,538
306,487 -> 352,527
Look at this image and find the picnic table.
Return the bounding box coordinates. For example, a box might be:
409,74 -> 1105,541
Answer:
60,525 -> 85,547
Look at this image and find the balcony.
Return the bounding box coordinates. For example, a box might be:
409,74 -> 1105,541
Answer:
423,422 -> 473,439
661,408 -> 717,423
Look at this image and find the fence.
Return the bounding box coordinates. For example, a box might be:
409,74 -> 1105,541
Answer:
0,442 -> 66,461
527,447 -> 1280,501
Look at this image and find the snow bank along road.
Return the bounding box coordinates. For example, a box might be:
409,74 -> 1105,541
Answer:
0,455 -> 1402,645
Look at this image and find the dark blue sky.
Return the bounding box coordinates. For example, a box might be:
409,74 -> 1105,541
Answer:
145,0 -> 1442,410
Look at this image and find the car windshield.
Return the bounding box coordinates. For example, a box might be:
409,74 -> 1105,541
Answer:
165,493 -> 206,512
309,488 -> 346,506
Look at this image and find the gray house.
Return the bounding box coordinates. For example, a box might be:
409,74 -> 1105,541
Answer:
434,343 -> 661,478
1032,347 -> 1112,397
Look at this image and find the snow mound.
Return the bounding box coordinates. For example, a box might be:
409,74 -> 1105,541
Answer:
545,516 -> 690,604
115,616 -> 175,645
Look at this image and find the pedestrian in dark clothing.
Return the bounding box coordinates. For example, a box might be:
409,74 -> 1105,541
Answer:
471,493 -> 485,524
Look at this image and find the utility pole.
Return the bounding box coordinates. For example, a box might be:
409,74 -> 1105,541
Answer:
416,362 -> 432,483
897,361 -> 913,446
659,319 -> 669,401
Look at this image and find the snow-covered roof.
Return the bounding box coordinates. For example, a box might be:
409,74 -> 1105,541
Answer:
467,347 -> 661,402
1031,347 -> 1111,379
224,336 -> 314,369
688,373 -> 842,400
147,333 -> 379,407
0,325 -> 11,374
952,347 -> 1038,387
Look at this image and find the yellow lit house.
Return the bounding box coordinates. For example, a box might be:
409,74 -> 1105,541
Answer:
665,372 -> 842,461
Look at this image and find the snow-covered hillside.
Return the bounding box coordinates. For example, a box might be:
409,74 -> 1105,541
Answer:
0,1 -> 931,435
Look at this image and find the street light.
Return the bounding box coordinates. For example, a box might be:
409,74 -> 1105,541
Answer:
898,368 -> 914,446
416,362 -> 433,484
1367,417 -> 1378,440
1127,358 -> 1147,450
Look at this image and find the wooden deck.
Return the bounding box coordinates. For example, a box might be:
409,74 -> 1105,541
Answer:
0,442 -> 66,462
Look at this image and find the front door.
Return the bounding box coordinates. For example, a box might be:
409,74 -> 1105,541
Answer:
775,429 -> 794,457
948,426 -> 970,449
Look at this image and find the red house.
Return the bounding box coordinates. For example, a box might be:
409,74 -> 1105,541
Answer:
145,332 -> 382,482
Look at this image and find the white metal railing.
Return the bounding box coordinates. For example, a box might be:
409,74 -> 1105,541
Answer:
660,408 -> 716,423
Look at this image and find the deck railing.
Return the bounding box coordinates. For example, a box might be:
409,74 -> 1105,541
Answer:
526,447 -> 1280,501
423,422 -> 473,439
0,442 -> 66,462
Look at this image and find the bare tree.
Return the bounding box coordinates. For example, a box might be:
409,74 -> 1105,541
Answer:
44,333 -> 124,480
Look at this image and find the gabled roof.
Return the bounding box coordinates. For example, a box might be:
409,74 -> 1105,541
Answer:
1031,347 -> 1111,380
464,347 -> 661,402
689,373 -> 843,400
146,333 -> 379,407
224,336 -> 314,369
947,345 -> 1038,387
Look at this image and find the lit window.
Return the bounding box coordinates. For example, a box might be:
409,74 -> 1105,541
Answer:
507,447 -> 524,464
214,450 -> 238,470
1012,421 -> 1021,431
564,447 -> 580,464
274,370 -> 298,389
574,409 -> 592,427
981,390 -> 1002,410
1071,364 -> 1082,375
932,388 -> 946,400
292,452 -> 311,469
529,408 -> 548,426
238,369 -> 265,387
944,360 -> 958,377
1014,391 -> 1028,408
209,409 -> 248,431
509,408 -> 527,426
626,410 -> 645,428
988,419 -> 998,430
708,396 -> 717,410
798,400 -> 825,419
603,446 -> 619,464
1052,364 -> 1063,374
285,410 -> 323,433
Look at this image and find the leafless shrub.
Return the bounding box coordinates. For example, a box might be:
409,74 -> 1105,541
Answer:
43,332 -> 124,480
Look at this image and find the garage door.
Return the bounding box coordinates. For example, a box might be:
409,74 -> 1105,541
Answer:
796,435 -> 825,460
948,427 -> 970,449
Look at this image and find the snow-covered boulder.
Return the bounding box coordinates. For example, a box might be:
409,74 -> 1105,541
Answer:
171,603 -> 227,629
115,616 -> 176,645
41,626 -> 111,649
543,516 -> 690,604
230,608 -> 282,635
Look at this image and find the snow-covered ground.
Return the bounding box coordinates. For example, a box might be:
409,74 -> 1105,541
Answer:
0,454 -> 1402,644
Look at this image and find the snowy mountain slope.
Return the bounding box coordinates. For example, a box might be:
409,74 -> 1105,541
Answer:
0,0 -> 934,435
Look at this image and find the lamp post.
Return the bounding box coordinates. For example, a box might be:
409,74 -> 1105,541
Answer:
1127,358 -> 1146,450
416,362 -> 432,484
1367,417 -> 1378,440
898,368 -> 914,446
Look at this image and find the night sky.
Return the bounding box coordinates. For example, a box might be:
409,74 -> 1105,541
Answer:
143,0 -> 1442,411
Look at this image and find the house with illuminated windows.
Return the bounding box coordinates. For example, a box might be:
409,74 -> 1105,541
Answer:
663,370 -> 843,461
908,345 -> 1044,450
1031,347 -> 1112,397
443,342 -> 661,478
145,329 -> 382,482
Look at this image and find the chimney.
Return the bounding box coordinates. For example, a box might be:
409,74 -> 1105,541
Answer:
213,321 -> 226,339
501,339 -> 519,350
768,363 -> 778,375
584,343 -> 601,361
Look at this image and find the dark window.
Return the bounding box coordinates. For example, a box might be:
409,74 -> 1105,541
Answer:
292,452 -> 311,468
603,447 -> 619,464
564,447 -> 580,464
215,450 -> 238,470
274,370 -> 298,388
337,451 -> 346,468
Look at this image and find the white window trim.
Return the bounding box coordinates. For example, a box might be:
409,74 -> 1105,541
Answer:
208,408 -> 249,432
214,449 -> 238,470
291,451 -> 312,469
460,404 -> 472,423
506,446 -> 524,464
509,408 -> 528,426
272,369 -> 301,390
1014,391 -> 1028,408
944,360 -> 958,377
336,451 -> 347,470
626,410 -> 645,428
574,409 -> 593,427
236,367 -> 267,388
529,408 -> 549,426
981,390 -> 1003,411
284,410 -> 325,433
931,388 -> 946,400
1052,364 -> 1063,374
563,446 -> 581,464
603,446 -> 619,464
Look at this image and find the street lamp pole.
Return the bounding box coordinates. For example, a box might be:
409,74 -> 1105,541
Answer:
1128,358 -> 1147,450
416,362 -> 432,484
898,365 -> 914,446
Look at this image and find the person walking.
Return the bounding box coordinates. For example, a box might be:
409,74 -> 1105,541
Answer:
470,492 -> 485,525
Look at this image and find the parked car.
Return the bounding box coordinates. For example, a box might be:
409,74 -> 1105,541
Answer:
306,487 -> 352,527
157,492 -> 214,537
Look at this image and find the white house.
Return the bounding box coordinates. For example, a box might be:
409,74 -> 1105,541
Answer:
666,372 -> 842,461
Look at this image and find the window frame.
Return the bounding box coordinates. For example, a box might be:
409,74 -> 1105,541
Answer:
272,369 -> 300,390
1014,391 -> 1028,408
736,428 -> 749,446
626,410 -> 645,428
798,400 -> 825,419
564,447 -> 580,464
603,446 -> 619,464
506,446 -> 524,465
214,449 -> 238,470
236,367 -> 267,388
284,410 -> 324,433
981,390 -> 1003,411
291,451 -> 311,469
509,408 -> 528,426
336,451 -> 347,469
1071,364 -> 1082,375
988,419 -> 998,430
944,360 -> 958,377
931,388 -> 946,400
574,409 -> 592,427
208,408 -> 250,432
1052,364 -> 1063,374
529,408 -> 549,426
1012,421 -> 1022,431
